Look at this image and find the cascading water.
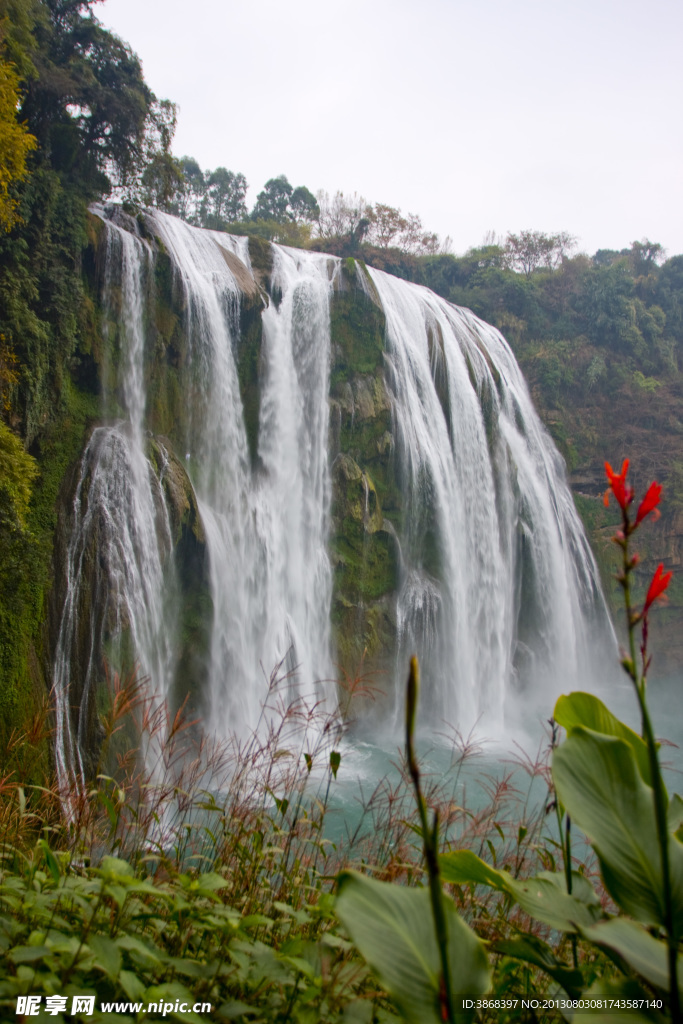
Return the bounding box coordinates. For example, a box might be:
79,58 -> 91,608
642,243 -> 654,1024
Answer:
52,207 -> 611,789
53,215 -> 177,803
147,214 -> 337,733
366,267 -> 608,736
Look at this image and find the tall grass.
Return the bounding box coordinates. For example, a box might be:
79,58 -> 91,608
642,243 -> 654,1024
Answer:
0,656 -> 586,1020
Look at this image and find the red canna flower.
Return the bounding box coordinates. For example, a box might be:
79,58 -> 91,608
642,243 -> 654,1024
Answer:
604,459 -> 634,510
636,481 -> 662,524
643,563 -> 672,615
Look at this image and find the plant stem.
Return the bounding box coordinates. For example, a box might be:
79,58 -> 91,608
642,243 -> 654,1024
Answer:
405,656 -> 455,1024
621,510 -> 680,1023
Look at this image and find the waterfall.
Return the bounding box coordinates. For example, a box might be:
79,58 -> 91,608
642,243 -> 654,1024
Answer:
52,207 -> 610,788
53,215 -> 177,803
147,214 -> 337,734
367,267 -> 607,735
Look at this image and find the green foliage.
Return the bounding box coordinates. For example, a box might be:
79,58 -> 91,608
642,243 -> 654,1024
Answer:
0,58 -> 36,230
336,871 -> 490,1024
553,691 -> 653,783
504,230 -> 576,277
0,847 -> 385,1023
554,727 -> 683,933
440,852 -> 602,934
204,166 -> 248,224
0,379 -> 96,736
231,217 -> 313,246
18,1 -> 154,194
0,418 -> 36,528
332,476 -> 683,1020
138,100 -> 184,211
249,174 -> 319,226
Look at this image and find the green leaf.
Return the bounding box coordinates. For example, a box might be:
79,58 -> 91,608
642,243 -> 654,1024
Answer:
98,855 -> 135,878
578,917 -> 683,1000
116,933 -> 164,964
99,791 -> 119,828
330,750 -> 341,779
37,840 -> 61,883
335,869 -> 490,1024
492,933 -> 584,998
574,975 -> 663,1024
217,1001 -> 259,1019
554,692 -> 654,785
440,849 -> 601,933
553,727 -> 683,934
670,794 -> 683,837
144,981 -> 204,1023
9,944 -> 51,963
119,968 -> 146,1001
88,934 -> 121,979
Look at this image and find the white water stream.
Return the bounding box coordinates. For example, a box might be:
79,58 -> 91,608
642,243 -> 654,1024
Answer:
367,267 -> 607,736
52,209 -> 611,795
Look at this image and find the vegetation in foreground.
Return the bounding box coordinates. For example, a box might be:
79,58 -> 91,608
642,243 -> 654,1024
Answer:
0,462 -> 679,1023
1,5 -> 683,1019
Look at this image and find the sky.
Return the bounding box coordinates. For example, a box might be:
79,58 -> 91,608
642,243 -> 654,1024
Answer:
100,0 -> 683,258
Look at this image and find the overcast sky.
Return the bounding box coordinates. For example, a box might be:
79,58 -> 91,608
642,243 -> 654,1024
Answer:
100,0 -> 683,258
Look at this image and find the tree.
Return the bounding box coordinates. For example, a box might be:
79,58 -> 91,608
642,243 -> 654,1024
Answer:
0,58 -> 36,229
399,212 -> 441,256
629,238 -> 666,276
465,242 -> 506,270
505,230 -> 576,277
316,190 -> 371,240
15,0 -> 154,195
138,99 -> 184,211
361,203 -> 444,255
251,174 -> 293,222
176,155 -> 205,223
368,203 -> 406,248
290,185 -> 319,223
203,166 -> 247,225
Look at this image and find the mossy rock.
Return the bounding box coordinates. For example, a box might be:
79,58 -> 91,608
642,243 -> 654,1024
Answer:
329,274 -> 386,384
247,235 -> 274,282
149,437 -> 205,546
235,291 -> 266,467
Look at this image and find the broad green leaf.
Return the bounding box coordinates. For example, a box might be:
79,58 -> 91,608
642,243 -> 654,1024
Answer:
440,849 -> 601,933
9,944 -> 51,963
574,975 -> 663,1024
88,934 -> 121,979
167,956 -> 214,979
144,981 -> 204,1023
335,869 -> 490,1024
218,1001 -> 259,1020
104,882 -> 129,909
492,933 -> 584,998
97,856 -> 134,879
670,794 -> 683,837
119,968 -> 146,1001
579,917 -> 683,1000
281,954 -> 318,979
553,727 -> 683,935
116,933 -> 164,964
554,692 -> 654,785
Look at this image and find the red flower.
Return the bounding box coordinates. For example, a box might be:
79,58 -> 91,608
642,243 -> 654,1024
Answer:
644,563 -> 672,614
636,481 -> 662,524
604,459 -> 634,510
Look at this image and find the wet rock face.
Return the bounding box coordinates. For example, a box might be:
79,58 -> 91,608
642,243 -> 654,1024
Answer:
328,263 -> 401,683
49,425 -> 212,772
